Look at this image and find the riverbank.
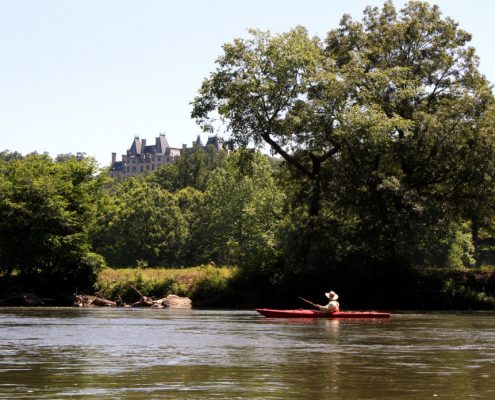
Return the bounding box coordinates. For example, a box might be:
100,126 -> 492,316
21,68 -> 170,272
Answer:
96,265 -> 495,310
1,265 -> 495,309
95,265 -> 236,307
0,264 -> 236,307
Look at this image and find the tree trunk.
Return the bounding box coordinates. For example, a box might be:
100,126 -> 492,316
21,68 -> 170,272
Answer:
472,216 -> 481,267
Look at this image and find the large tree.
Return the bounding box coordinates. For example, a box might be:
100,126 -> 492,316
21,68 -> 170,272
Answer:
192,24 -> 330,219
0,153 -> 104,290
192,1 -> 495,267
323,1 -> 495,266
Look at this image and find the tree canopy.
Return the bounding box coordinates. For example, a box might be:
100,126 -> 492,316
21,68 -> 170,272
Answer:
91,178 -> 189,267
200,150 -> 285,269
0,153 -> 105,292
192,0 -> 495,267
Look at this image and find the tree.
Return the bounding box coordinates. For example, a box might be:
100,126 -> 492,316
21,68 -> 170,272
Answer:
323,1 -> 495,266
92,178 -> 189,266
0,150 -> 22,161
149,145 -> 227,192
0,153 -> 104,291
174,187 -> 205,265
200,150 -> 285,270
192,1 -> 495,268
192,25 -> 331,220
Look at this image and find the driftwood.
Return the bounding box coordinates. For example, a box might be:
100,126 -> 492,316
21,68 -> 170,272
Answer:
73,287 -> 192,309
130,287 -> 192,308
130,286 -> 155,307
73,293 -> 116,307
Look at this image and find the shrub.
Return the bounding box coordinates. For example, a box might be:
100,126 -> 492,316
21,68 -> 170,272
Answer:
95,266 -> 236,305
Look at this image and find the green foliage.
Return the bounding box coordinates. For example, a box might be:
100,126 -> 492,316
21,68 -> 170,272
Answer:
200,150 -> 285,270
91,178 -> 189,266
0,153 -> 102,292
102,273 -> 183,304
446,226 -> 476,270
148,163 -> 180,192
174,187 -> 206,264
188,264 -> 234,305
192,25 -> 333,220
149,145 -> 227,192
440,277 -> 495,309
192,1 -> 495,273
95,266 -> 235,304
320,0 -> 495,268
0,150 -> 23,161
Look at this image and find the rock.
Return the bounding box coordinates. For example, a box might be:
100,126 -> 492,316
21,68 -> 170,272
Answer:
161,294 -> 192,308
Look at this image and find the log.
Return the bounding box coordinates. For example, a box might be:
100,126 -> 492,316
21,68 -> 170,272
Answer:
92,295 -> 117,307
130,286 -> 155,307
73,294 -> 116,307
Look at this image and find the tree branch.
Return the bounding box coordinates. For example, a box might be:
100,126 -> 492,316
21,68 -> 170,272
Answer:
259,132 -> 313,178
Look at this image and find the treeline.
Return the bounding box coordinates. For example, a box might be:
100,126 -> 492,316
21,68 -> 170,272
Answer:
2,1 -> 495,307
92,148 -> 284,270
0,148 -> 286,299
1,143 -> 495,307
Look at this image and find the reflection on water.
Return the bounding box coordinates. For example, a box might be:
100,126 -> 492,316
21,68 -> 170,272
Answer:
0,308 -> 494,399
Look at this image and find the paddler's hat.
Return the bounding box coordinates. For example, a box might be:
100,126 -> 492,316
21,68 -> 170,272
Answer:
325,290 -> 338,300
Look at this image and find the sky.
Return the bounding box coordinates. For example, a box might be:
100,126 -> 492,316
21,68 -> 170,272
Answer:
1,0 -> 494,168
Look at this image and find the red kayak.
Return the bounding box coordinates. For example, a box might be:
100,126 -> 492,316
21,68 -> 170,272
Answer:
256,308 -> 391,319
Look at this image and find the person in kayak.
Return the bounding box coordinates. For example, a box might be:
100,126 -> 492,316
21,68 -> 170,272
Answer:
318,290 -> 339,313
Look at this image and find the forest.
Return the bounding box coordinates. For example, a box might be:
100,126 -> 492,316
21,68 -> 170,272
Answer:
1,1 -> 495,309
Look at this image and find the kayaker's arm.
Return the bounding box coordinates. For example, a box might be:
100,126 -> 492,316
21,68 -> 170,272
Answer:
299,296 -> 340,313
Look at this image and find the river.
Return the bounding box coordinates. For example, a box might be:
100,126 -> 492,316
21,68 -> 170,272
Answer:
0,308 -> 494,399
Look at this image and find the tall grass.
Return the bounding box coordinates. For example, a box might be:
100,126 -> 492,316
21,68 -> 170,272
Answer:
95,264 -> 236,304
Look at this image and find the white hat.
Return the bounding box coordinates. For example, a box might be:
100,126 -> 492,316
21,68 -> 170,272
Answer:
325,290 -> 338,300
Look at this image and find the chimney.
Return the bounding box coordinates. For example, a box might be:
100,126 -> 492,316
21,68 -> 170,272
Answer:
142,139 -> 147,150
112,152 -> 116,164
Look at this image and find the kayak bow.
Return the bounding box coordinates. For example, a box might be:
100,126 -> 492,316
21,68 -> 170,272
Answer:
256,308 -> 390,319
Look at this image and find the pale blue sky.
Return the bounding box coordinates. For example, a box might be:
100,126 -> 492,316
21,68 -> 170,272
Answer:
1,0 -> 494,167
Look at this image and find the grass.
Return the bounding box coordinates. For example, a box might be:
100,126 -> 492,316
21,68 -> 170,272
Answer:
95,264 -> 237,304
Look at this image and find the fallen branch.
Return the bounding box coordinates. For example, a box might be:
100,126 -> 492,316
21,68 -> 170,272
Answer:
130,286 -> 155,307
73,293 -> 116,307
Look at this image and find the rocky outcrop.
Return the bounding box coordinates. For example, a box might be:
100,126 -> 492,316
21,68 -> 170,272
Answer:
154,294 -> 192,309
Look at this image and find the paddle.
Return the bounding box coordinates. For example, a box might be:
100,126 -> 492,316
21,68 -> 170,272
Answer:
298,296 -> 321,309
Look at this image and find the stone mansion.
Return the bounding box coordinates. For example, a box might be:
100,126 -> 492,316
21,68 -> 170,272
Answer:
109,133 -> 225,178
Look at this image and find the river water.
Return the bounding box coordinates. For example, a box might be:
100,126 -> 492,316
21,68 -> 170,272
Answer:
0,308 -> 494,399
